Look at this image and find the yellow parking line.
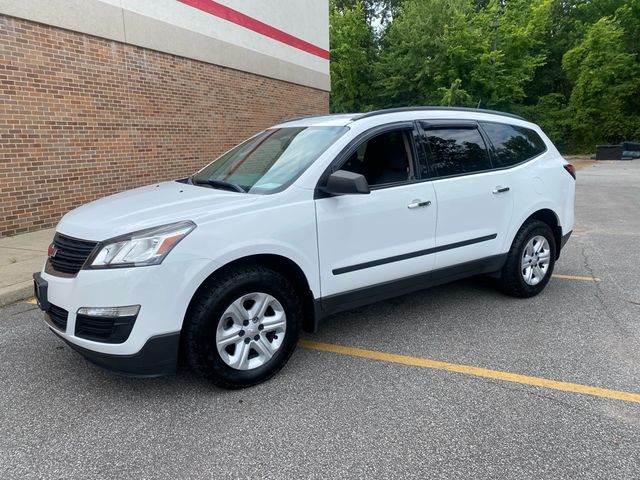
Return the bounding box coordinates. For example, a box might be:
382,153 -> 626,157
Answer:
552,274 -> 601,283
299,340 -> 640,405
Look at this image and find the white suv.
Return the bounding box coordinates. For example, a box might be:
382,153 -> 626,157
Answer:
34,107 -> 575,388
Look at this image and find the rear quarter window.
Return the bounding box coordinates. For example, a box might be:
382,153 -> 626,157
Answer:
480,122 -> 547,168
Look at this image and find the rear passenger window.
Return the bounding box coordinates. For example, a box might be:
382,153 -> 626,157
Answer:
423,127 -> 491,177
480,122 -> 547,168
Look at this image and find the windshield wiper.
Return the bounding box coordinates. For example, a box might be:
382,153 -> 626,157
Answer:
191,177 -> 246,193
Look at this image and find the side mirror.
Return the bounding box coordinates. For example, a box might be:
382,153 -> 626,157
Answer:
323,170 -> 370,196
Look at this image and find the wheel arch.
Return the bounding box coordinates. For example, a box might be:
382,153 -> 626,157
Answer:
185,254 -> 318,334
519,208 -> 563,259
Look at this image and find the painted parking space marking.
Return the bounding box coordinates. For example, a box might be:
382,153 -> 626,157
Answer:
299,340 -> 640,405
552,274 -> 601,282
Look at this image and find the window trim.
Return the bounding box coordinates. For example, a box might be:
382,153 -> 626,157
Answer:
417,120 -> 495,181
421,120 -> 478,130
477,120 -> 549,172
314,122 -> 423,199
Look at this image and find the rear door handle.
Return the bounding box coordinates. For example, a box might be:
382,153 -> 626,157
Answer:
408,200 -> 431,209
492,186 -> 510,194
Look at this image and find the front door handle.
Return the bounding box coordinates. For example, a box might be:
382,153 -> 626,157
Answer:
493,186 -> 510,194
408,200 -> 431,209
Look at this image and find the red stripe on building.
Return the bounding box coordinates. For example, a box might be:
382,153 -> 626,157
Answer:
177,0 -> 330,60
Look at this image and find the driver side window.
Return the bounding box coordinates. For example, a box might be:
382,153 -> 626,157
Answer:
340,129 -> 415,187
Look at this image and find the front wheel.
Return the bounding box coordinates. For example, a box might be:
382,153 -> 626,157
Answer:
184,266 -> 302,389
497,220 -> 556,298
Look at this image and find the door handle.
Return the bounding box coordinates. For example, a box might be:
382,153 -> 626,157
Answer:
492,186 -> 510,194
407,200 -> 431,209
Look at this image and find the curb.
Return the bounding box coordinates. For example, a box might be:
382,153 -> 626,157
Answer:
0,281 -> 34,307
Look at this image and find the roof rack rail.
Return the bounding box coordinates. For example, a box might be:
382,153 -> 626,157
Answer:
352,106 -> 525,121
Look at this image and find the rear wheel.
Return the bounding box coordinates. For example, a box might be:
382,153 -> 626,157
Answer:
497,220 -> 556,298
184,266 -> 302,389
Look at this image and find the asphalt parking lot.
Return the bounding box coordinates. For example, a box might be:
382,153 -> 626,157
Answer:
1,160 -> 639,479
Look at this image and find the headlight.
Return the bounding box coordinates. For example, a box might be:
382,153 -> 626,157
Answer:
86,221 -> 196,269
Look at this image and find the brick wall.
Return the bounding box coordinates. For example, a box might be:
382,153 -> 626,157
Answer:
0,15 -> 329,237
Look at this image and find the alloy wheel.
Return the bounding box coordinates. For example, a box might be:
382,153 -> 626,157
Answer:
215,292 -> 286,370
521,235 -> 551,286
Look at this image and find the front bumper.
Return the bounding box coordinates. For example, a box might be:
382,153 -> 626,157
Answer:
51,328 -> 180,377
35,271 -> 181,376
33,254 -> 216,376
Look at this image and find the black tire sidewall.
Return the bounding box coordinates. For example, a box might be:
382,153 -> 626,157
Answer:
503,221 -> 557,297
186,267 -> 302,388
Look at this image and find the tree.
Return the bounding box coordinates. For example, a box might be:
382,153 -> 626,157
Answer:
328,0 -> 640,152
334,0 -> 403,28
562,17 -> 640,149
438,78 -> 472,106
329,0 -> 377,112
374,0 -> 482,107
374,0 -> 549,109
469,0 -> 550,109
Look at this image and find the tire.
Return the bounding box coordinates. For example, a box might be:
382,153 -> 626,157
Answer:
183,266 -> 302,389
497,220 -> 556,298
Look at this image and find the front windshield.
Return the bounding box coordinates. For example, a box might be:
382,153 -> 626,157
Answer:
192,126 -> 347,194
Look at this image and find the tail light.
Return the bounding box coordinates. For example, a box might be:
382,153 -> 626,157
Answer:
563,164 -> 576,180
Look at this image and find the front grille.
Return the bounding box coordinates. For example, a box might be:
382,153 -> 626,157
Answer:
75,314 -> 137,344
47,304 -> 68,331
48,233 -> 98,275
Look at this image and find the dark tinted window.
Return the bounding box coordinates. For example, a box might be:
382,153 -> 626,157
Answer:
424,127 -> 491,177
340,130 -> 412,186
481,122 -> 547,168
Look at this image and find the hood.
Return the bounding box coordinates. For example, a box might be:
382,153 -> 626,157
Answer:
57,181 -> 259,241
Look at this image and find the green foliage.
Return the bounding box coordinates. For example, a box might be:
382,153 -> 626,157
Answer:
374,0 -> 479,107
329,0 -> 376,112
470,0 -> 550,108
614,0 -> 640,56
515,93 -> 571,151
329,0 -> 640,152
438,79 -> 472,106
334,0 -> 403,26
562,17 -> 640,150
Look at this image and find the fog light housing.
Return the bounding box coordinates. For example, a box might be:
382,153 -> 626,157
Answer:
75,305 -> 140,344
77,305 -> 140,318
